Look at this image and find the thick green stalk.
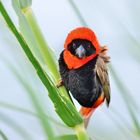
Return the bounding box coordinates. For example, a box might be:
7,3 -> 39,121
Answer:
0,0 -> 83,127
22,7 -> 70,99
75,124 -> 89,140
0,2 -> 89,140
23,8 -> 58,80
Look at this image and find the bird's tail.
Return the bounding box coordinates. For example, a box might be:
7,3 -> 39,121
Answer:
80,107 -> 95,118
80,93 -> 104,118
80,107 -> 95,128
79,94 -> 104,128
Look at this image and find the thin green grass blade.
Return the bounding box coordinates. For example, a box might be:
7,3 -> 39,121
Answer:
22,8 -> 58,79
0,55 -> 54,139
68,0 -> 88,27
12,0 -> 71,102
12,0 -> 57,79
105,108 -> 139,139
68,0 -> 140,138
0,129 -> 8,140
0,112 -> 32,140
0,2 -> 89,139
0,101 -> 66,128
106,3 -> 140,62
110,66 -> 140,137
0,54 -> 66,129
12,0 -> 45,64
0,1 -> 83,127
68,0 -> 138,111
109,65 -> 139,111
23,7 -> 72,100
109,107 -> 132,134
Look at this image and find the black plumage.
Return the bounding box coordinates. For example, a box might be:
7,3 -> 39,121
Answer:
59,52 -> 103,107
58,39 -> 110,108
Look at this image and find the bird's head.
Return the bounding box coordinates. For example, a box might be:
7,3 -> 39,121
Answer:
67,39 -> 96,59
63,27 -> 101,69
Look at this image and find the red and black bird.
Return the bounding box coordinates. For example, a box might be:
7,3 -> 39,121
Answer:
58,27 -> 110,126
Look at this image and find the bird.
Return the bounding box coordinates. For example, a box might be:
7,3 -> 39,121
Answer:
58,27 -> 111,127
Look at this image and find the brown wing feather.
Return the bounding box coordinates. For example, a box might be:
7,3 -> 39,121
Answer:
95,56 -> 111,107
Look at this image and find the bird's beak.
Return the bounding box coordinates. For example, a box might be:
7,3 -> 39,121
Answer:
75,45 -> 86,58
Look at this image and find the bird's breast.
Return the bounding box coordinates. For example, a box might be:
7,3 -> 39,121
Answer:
68,68 -> 102,107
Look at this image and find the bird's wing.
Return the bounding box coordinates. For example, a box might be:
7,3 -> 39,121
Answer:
95,56 -> 111,106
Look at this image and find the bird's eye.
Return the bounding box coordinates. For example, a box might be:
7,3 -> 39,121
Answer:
87,44 -> 91,48
73,43 -> 76,48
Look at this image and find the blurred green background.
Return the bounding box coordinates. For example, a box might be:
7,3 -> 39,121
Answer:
0,0 -> 140,140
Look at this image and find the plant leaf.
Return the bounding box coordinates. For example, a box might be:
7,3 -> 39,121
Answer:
0,1 -> 83,128
12,0 -> 71,100
12,0 -> 45,65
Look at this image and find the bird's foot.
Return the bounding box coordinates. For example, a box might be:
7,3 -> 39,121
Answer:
56,79 -> 63,88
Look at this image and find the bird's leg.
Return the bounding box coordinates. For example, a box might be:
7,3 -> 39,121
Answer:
56,79 -> 63,88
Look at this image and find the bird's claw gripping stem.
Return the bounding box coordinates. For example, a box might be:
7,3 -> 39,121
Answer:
56,79 -> 63,88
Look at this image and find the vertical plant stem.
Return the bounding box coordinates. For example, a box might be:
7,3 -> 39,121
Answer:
22,7 -> 70,99
0,0 -> 83,125
23,8 -> 59,80
0,2 -> 89,139
75,124 -> 89,140
68,0 -> 88,27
